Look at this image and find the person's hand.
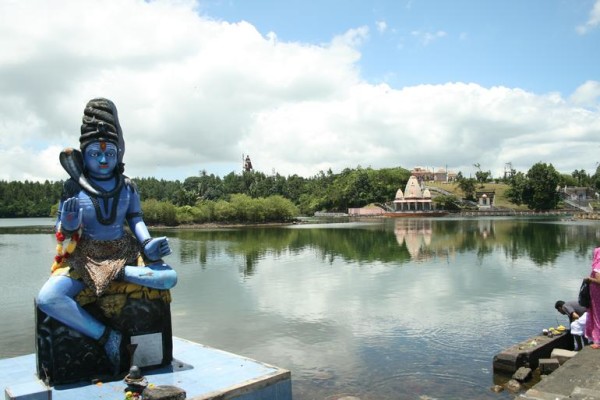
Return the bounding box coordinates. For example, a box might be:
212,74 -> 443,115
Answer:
60,197 -> 82,232
144,237 -> 171,261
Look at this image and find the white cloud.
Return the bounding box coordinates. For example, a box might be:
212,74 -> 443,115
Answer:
376,20 -> 388,34
410,30 -> 447,46
242,82 -> 600,178
0,0 -> 599,184
577,0 -> 600,34
570,80 -> 600,107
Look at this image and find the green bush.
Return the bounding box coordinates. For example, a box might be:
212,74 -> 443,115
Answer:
175,205 -> 195,225
263,195 -> 298,221
176,204 -> 214,224
194,201 -> 215,223
144,195 -> 298,225
213,199 -> 236,222
142,199 -> 177,226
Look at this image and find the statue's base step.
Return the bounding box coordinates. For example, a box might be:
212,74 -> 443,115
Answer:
2,337 -> 292,400
36,294 -> 174,385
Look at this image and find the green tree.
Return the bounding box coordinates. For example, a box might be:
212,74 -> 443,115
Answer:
171,189 -> 197,206
571,169 -> 589,187
0,180 -> 62,217
457,178 -> 476,201
475,170 -> 491,185
591,164 -> 600,191
472,163 -> 491,186
432,195 -> 461,211
222,172 -> 245,196
134,177 -> 182,202
506,171 -> 528,206
183,171 -> 225,201
559,173 -> 577,187
284,174 -> 307,201
524,162 -> 560,210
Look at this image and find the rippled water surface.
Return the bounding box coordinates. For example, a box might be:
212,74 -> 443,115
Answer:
1,217 -> 599,399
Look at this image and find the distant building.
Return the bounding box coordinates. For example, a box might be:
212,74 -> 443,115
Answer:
347,175 -> 436,216
410,166 -> 434,182
347,206 -> 384,216
393,176 -> 434,211
411,166 -> 456,183
433,168 -> 457,183
476,190 -> 495,209
562,186 -> 594,202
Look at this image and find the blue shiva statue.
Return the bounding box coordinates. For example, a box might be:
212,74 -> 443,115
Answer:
37,98 -> 177,375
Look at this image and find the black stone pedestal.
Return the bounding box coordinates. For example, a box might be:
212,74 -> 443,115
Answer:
35,287 -> 172,385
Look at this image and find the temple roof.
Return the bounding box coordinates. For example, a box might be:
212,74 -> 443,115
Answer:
404,176 -> 423,199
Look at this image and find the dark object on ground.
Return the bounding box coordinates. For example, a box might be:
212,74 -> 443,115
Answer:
143,385 -> 187,400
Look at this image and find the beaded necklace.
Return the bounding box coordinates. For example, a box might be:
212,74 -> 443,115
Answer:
85,174 -> 124,226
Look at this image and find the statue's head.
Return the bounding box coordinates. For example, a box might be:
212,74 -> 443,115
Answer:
79,98 -> 125,173
83,141 -> 118,179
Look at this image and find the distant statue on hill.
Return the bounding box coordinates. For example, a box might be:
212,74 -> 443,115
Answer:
244,154 -> 253,172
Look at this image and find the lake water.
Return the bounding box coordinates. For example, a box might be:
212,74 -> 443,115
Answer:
1,216 -> 599,399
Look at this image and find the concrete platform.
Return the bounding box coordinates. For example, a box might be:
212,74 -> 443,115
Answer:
2,336 -> 292,400
518,346 -> 600,400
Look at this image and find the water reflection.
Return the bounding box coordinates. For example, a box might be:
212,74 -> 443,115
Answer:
394,219 -> 437,261
155,217 -> 600,271
391,217 -> 600,266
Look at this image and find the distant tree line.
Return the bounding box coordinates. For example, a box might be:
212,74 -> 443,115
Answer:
0,166 -> 411,223
0,180 -> 63,218
130,166 -> 410,218
3,162 -> 599,220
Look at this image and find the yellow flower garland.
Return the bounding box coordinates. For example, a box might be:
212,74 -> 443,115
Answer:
50,224 -> 82,273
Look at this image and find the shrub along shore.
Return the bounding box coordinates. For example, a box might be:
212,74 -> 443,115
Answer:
141,194 -> 299,226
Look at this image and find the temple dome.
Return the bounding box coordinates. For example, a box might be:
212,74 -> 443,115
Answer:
423,189 -> 431,198
404,176 -> 423,199
395,188 -> 404,200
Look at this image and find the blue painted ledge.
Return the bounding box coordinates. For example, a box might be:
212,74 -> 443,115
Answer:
2,336 -> 292,400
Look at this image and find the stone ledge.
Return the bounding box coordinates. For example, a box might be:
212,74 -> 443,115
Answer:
493,332 -> 572,374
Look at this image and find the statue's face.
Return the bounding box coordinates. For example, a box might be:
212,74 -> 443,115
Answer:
84,141 -> 118,178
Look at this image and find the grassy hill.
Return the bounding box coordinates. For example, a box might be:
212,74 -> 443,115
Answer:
426,181 -> 530,211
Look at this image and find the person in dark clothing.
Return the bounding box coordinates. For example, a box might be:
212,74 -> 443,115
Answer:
555,300 -> 588,350
555,300 -> 587,322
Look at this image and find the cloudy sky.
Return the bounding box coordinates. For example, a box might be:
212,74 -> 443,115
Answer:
1,0 -> 599,182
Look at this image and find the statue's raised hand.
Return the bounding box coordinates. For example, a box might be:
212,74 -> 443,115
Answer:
143,237 -> 172,261
60,197 -> 82,232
